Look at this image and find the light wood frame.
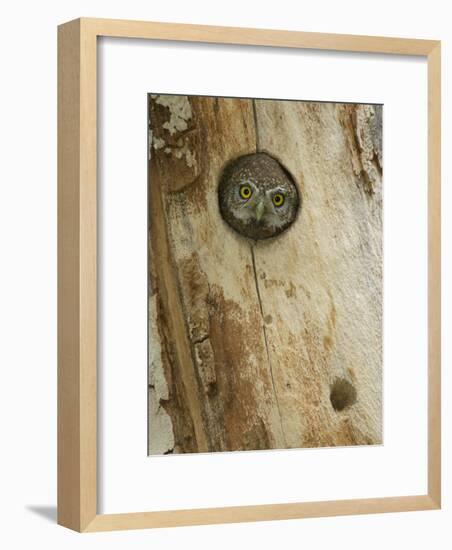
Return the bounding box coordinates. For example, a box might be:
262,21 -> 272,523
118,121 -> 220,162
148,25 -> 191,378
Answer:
58,17 -> 441,532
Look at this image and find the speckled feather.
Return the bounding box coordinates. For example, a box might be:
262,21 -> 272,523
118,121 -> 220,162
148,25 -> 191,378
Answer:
218,153 -> 300,240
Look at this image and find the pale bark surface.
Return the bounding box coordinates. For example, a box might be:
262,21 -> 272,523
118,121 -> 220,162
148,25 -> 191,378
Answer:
148,95 -> 382,454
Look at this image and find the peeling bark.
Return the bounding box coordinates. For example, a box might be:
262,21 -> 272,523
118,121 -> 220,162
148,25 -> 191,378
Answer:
338,103 -> 383,195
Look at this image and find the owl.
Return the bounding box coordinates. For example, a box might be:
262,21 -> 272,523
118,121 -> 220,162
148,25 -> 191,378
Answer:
218,153 -> 300,240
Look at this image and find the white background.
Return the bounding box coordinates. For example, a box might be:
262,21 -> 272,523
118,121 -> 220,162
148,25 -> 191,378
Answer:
0,0 -> 450,548
99,39 -> 428,513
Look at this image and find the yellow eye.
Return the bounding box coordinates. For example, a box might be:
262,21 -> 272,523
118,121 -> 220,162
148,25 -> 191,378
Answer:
239,184 -> 252,200
273,193 -> 285,207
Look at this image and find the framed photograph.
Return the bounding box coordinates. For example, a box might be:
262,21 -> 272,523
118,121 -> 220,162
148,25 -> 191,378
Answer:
58,18 -> 441,532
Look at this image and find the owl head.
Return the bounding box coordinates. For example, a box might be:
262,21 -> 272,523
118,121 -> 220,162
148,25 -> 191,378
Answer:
218,153 -> 300,240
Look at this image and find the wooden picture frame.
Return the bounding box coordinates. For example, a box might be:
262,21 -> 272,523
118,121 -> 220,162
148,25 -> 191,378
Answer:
57,17 -> 441,532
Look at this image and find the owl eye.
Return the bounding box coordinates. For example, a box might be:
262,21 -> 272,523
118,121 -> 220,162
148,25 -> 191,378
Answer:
273,193 -> 285,207
239,184 -> 253,200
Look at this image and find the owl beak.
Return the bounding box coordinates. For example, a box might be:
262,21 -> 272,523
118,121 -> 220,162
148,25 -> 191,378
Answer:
254,199 -> 265,222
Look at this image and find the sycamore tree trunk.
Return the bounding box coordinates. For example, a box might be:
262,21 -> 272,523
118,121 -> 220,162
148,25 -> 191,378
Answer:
148,94 -> 382,455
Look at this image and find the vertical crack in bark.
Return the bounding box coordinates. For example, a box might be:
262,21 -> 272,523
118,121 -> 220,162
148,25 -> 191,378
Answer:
251,245 -> 287,446
252,99 -> 260,152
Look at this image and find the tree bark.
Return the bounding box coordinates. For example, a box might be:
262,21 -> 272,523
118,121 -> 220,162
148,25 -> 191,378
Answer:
148,94 -> 382,454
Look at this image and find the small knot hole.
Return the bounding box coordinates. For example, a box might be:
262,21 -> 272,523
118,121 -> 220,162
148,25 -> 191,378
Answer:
330,378 -> 357,412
